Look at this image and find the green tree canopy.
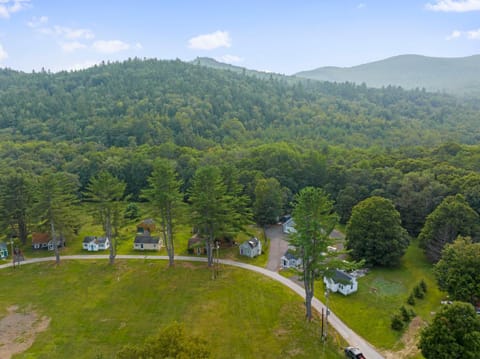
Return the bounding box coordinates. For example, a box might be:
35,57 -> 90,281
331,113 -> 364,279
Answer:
253,177 -> 286,227
142,159 -> 184,267
434,236 -> 480,305
346,196 -> 409,267
290,187 -> 338,320
84,170 -> 126,265
418,302 -> 480,359
419,194 -> 479,262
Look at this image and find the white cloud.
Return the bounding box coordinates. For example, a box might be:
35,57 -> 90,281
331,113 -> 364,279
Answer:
27,15 -> 48,28
0,43 -> 8,61
446,30 -> 462,40
188,30 -> 231,50
445,28 -> 480,39
467,28 -> 480,39
0,0 -> 30,19
53,25 -> 95,40
93,40 -> 130,53
426,0 -> 480,12
61,41 -> 87,52
357,3 -> 366,9
218,54 -> 244,64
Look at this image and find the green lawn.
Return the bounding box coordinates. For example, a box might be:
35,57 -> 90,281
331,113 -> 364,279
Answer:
1,260 -> 344,359
316,241 -> 444,352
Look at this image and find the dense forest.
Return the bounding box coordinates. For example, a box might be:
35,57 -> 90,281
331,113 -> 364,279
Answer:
1,58 -> 480,261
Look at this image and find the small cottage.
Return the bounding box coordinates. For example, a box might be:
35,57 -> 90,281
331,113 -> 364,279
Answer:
136,219 -> 156,234
323,269 -> 358,296
239,237 -> 262,258
188,234 -> 207,255
134,234 -> 161,251
83,236 -> 110,251
281,250 -> 302,269
0,242 -> 8,259
282,218 -> 296,234
32,232 -> 49,250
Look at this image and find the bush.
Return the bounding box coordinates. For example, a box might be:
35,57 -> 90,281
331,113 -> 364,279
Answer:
419,279 -> 427,293
391,313 -> 404,331
400,305 -> 412,322
414,284 -> 425,299
407,293 -> 416,305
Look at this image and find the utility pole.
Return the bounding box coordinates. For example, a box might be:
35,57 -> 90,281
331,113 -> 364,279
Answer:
9,238 -> 15,269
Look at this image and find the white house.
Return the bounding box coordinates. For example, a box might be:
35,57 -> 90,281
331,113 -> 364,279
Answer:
239,237 -> 262,258
282,218 -> 296,234
281,250 -> 302,269
134,234 -> 162,251
323,269 -> 358,296
83,236 -> 110,251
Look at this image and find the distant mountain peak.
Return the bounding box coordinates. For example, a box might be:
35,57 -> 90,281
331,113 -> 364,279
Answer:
295,54 -> 480,95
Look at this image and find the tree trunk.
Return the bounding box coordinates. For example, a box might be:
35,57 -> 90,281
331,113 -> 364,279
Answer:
18,217 -> 28,245
51,221 -> 60,265
107,215 -> 115,265
304,268 -> 314,321
166,207 -> 174,267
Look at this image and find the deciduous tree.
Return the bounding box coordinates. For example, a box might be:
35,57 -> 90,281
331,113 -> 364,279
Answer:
419,194 -> 479,262
434,236 -> 480,305
418,302 -> 480,359
346,196 -> 409,266
290,187 -> 338,320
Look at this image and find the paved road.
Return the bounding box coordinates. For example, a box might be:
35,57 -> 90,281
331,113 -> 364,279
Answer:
0,254 -> 384,358
265,224 -> 289,271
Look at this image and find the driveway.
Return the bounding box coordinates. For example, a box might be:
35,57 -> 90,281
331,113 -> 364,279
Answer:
265,224 -> 289,271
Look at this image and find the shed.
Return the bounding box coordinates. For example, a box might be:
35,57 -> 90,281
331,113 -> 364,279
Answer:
136,219 -> 156,234
188,234 -> 207,255
239,237 -> 262,258
281,250 -> 302,269
324,269 -> 358,296
134,234 -> 161,251
0,242 -> 8,259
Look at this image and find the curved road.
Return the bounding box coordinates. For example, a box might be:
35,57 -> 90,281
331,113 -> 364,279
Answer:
0,255 -> 384,359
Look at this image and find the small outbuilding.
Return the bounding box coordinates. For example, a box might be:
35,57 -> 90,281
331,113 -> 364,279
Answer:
0,242 -> 8,259
239,237 -> 262,258
281,250 -> 302,269
83,236 -> 110,251
323,269 -> 358,296
188,234 -> 207,255
134,234 -> 161,251
136,219 -> 156,234
282,218 -> 296,234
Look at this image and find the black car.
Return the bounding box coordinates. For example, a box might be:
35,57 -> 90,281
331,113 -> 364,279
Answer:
344,346 -> 366,359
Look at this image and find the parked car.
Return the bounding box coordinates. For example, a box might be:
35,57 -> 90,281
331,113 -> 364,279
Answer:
344,346 -> 366,359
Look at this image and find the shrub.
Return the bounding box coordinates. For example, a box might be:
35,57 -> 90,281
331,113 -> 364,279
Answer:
407,293 -> 416,305
414,284 -> 425,299
400,305 -> 411,322
419,279 -> 427,293
391,313 -> 404,331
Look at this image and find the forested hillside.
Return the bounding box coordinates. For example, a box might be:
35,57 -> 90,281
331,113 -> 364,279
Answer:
1,58 -> 479,148
1,58 -> 480,262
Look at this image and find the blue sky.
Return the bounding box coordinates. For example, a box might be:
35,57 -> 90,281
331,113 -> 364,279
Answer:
0,0 -> 479,74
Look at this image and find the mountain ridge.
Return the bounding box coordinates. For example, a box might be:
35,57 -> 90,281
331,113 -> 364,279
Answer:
295,54 -> 480,96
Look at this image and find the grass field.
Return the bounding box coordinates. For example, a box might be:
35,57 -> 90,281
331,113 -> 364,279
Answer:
316,240 -> 444,353
0,260 -> 345,359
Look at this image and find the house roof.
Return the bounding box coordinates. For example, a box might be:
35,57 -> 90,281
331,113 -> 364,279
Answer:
327,269 -> 355,284
83,236 -> 96,243
134,235 -> 160,244
188,234 -> 206,248
241,237 -> 260,249
32,232 -> 49,244
0,242 -> 7,250
97,237 -> 108,244
282,250 -> 299,260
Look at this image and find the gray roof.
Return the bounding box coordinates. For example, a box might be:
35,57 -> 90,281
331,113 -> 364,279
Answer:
134,235 -> 160,244
0,242 -> 7,250
97,237 -> 108,244
329,269 -> 354,284
83,236 -> 96,243
247,237 -> 259,248
283,250 -> 299,260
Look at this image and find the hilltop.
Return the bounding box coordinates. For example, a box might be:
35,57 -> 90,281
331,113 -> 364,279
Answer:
295,54 -> 480,96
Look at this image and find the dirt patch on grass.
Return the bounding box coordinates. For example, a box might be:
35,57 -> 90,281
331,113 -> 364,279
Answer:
383,316 -> 426,359
0,305 -> 50,359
